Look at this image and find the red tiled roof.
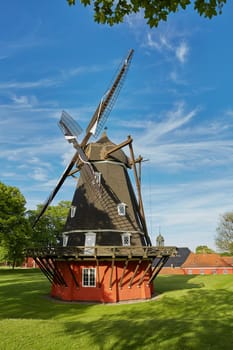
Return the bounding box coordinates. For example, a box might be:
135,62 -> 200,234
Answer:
222,256 -> 233,266
182,253 -> 232,268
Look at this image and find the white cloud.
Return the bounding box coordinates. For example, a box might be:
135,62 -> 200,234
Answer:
143,177 -> 233,249
144,30 -> 190,64
30,167 -> 48,181
0,78 -> 59,90
11,94 -> 38,107
175,41 -> 189,63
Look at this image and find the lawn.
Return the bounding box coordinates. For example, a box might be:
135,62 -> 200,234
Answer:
0,269 -> 233,350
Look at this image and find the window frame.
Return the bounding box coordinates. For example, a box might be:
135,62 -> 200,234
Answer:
70,205 -> 76,218
121,232 -> 131,246
94,172 -> 101,185
82,268 -> 96,287
117,202 -> 127,216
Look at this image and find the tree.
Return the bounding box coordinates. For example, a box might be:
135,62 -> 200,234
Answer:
67,0 -> 227,27
26,201 -> 71,248
215,212 -> 233,255
0,182 -> 30,267
195,245 -> 215,254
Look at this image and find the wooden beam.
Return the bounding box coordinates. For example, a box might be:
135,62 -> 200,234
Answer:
147,256 -> 170,285
137,262 -> 152,287
104,136 -> 133,159
35,257 -> 53,284
128,141 -> 151,246
67,262 -> 79,288
96,259 -> 101,288
119,260 -> 129,288
53,260 -> 68,287
128,260 -> 141,288
109,259 -> 115,289
45,257 -> 66,286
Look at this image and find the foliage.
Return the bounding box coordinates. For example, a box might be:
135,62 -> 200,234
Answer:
26,201 -> 71,247
0,245 -> 8,263
195,245 -> 215,253
216,212 -> 233,254
0,270 -> 233,349
0,182 -> 30,267
66,0 -> 227,27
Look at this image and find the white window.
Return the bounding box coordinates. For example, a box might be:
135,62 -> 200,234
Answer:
70,205 -> 76,218
84,232 -> 96,255
117,203 -> 127,216
121,232 -> 131,246
82,268 -> 96,287
94,172 -> 101,185
188,269 -> 192,275
63,234 -> 69,247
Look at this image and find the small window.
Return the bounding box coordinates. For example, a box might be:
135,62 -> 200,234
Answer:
223,269 -> 228,275
117,203 -> 126,216
84,232 -> 96,255
200,269 -> 205,275
82,268 -> 96,287
94,172 -> 101,185
63,234 -> 68,247
188,269 -> 192,275
70,205 -> 76,218
121,233 -> 131,246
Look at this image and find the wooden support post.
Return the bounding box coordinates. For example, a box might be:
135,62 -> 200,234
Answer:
104,136 -> 133,159
128,260 -> 141,288
119,260 -> 128,288
96,259 -> 101,288
137,262 -> 152,287
35,257 -> 53,284
67,262 -> 79,288
128,141 -> 151,246
53,260 -> 68,286
147,256 -> 170,285
109,259 -> 115,289
45,257 -> 66,286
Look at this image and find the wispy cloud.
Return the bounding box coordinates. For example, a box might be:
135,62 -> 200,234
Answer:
175,41 -> 189,63
143,177 -> 233,248
0,78 -> 59,90
145,32 -> 189,64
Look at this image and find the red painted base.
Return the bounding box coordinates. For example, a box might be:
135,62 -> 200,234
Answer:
51,260 -> 154,303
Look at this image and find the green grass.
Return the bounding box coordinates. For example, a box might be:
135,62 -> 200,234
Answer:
0,269 -> 233,350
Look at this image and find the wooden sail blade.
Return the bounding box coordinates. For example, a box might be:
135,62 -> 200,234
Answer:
32,152 -> 79,227
81,49 -> 134,147
59,110 -> 83,138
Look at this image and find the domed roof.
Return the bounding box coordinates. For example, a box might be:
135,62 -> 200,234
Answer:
85,131 -> 130,167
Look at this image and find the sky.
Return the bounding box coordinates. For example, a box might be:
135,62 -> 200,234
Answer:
1,0 -> 233,252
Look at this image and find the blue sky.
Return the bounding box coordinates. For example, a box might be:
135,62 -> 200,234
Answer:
1,1 -> 233,251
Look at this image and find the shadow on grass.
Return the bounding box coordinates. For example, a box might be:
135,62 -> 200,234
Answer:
62,289 -> 233,350
0,269 -> 92,320
1,270 -> 233,349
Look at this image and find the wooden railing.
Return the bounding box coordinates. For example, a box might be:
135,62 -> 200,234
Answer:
27,245 -> 177,259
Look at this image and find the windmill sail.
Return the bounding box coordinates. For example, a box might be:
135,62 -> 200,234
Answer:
59,110 -> 83,139
33,49 -> 134,226
81,49 -> 134,147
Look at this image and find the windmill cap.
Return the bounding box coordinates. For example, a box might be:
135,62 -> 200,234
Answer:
85,131 -> 130,166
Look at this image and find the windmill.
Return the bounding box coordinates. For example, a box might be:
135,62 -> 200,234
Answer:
29,50 -> 177,303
